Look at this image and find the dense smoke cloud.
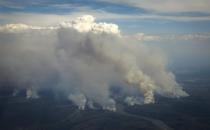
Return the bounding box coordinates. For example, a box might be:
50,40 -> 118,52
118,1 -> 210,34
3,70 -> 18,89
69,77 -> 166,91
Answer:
0,15 -> 188,111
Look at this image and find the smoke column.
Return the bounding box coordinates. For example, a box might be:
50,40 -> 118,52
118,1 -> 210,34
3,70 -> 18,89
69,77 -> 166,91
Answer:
0,15 -> 188,111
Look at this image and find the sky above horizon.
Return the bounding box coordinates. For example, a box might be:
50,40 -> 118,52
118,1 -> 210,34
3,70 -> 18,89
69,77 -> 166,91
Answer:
1,0 -> 210,33
0,0 -> 210,69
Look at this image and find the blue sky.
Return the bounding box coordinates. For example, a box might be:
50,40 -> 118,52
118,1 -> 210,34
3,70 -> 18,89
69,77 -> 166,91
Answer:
1,0 -> 210,34
0,0 -> 210,68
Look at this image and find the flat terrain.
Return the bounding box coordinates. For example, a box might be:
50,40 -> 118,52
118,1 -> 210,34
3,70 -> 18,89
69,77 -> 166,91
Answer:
0,69 -> 210,130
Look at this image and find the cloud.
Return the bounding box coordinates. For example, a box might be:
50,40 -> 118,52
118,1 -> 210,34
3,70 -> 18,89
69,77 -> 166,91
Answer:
0,0 -> 25,9
0,15 -> 188,111
175,33 -> 210,41
132,33 -> 161,41
1,11 -> 210,28
1,0 -> 210,24
2,0 -> 210,14
100,0 -> 210,13
0,12 -> 77,26
59,15 -> 120,34
132,33 -> 210,42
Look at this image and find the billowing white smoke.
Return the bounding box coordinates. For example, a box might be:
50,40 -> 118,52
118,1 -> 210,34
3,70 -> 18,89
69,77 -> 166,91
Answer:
68,93 -> 87,110
26,87 -> 39,99
124,96 -> 144,106
0,15 -> 188,111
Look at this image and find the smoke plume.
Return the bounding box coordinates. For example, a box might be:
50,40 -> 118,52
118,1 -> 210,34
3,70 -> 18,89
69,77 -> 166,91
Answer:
0,15 -> 188,111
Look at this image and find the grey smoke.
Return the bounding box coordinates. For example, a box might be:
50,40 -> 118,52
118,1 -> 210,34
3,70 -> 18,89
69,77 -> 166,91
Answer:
0,15 -> 188,111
